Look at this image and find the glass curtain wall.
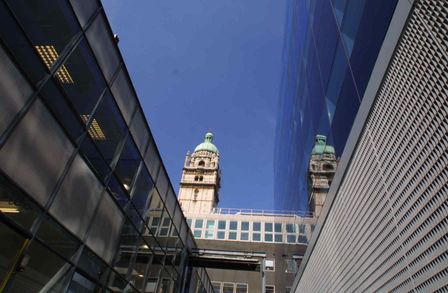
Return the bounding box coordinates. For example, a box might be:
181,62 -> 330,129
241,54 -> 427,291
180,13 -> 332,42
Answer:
274,0 -> 399,211
0,1 -> 213,292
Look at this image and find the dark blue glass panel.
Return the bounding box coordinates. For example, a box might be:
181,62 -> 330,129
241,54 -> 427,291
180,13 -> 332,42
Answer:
339,0 -> 367,56
57,38 -> 106,116
90,91 -> 127,165
314,1 -> 339,88
107,175 -> 129,209
331,72 -> 360,154
325,40 -> 349,122
332,0 -> 348,26
350,0 -> 398,99
39,81 -> 85,143
114,135 -> 141,193
131,167 -> 154,215
0,2 -> 47,85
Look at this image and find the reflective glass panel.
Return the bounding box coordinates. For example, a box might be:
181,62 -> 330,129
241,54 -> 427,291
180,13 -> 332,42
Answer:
218,221 -> 226,230
110,68 -> 137,125
9,240 -> 73,292
228,232 -> 237,240
0,221 -> 27,282
195,219 -> 203,229
264,223 -> 273,232
0,100 -> 73,207
0,175 -> 41,231
85,14 -> 120,82
0,44 -> 32,136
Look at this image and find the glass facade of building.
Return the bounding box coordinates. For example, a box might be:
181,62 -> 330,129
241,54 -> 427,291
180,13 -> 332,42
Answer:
274,0 -> 399,210
0,1 -> 212,292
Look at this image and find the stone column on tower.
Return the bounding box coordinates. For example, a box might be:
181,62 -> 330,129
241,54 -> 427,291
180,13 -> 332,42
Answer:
178,132 -> 221,214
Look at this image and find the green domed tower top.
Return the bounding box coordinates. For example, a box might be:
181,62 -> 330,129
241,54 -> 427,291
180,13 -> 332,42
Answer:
194,132 -> 219,154
311,134 -> 335,155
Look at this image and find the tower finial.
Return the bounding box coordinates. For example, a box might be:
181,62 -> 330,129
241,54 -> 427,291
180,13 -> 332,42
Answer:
205,132 -> 213,142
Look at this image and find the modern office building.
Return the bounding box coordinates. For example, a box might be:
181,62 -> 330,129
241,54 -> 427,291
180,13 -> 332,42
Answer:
274,0 -> 399,210
0,1 -> 213,292
283,0 -> 448,292
178,133 -> 316,293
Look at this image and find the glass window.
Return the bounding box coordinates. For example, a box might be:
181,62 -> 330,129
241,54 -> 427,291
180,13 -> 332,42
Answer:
7,0 -> 81,63
253,222 -> 261,231
206,220 -> 215,230
264,234 -> 273,242
144,141 -> 161,181
0,100 -> 74,207
186,219 -> 192,227
287,235 -> 296,243
240,232 -> 249,241
236,283 -> 248,293
77,247 -> 108,282
298,235 -> 308,244
285,259 -> 298,274
9,239 -> 73,292
0,221 -> 30,282
298,224 -> 306,234
217,231 -> 225,240
130,166 -> 154,215
85,193 -> 124,263
86,13 -> 120,83
205,230 -> 214,239
205,220 -> 215,239
0,175 -> 41,231
0,45 -> 32,136
274,223 -> 282,233
212,281 -> 221,293
57,39 -> 107,118
223,283 -> 234,293
106,176 -> 129,209
69,0 -> 98,28
218,220 -> 226,230
274,234 -> 283,243
0,2 -> 47,85
49,154 -> 103,239
88,90 -> 127,167
241,221 -> 249,231
114,136 -> 141,193
229,221 -> 237,230
266,285 -> 275,293
265,223 -> 273,232
252,233 -> 261,242
129,110 -> 149,154
286,224 -> 295,233
193,230 -> 202,238
36,215 -> 81,261
67,271 -> 101,292
265,259 -> 275,271
228,232 -> 237,240
195,219 -> 203,229
110,68 -> 137,125
155,168 -> 169,201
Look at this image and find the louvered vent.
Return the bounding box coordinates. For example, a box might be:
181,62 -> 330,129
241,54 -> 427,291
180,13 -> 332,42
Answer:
296,0 -> 448,292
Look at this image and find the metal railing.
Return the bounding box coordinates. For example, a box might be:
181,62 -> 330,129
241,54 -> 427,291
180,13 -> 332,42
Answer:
211,207 -> 313,218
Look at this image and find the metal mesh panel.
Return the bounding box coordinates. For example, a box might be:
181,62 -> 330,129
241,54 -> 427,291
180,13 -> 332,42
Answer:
296,0 -> 448,292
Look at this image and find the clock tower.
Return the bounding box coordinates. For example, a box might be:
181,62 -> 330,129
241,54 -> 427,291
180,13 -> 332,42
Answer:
178,132 -> 221,214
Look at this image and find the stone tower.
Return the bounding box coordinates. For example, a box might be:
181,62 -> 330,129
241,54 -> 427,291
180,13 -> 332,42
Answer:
178,132 -> 221,214
309,135 -> 337,218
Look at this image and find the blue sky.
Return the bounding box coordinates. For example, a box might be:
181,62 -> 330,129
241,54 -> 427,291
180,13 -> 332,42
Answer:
102,1 -> 287,210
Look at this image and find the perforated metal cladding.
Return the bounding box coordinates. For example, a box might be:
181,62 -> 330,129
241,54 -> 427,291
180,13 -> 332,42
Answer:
295,1 -> 448,292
